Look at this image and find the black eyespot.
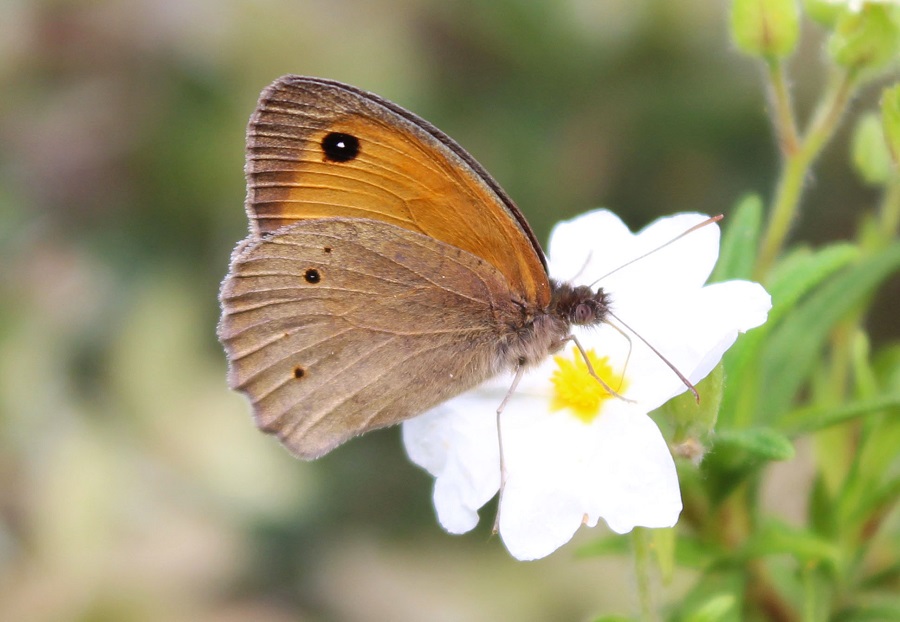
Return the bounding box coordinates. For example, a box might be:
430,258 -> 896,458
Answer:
321,132 -> 359,162
293,366 -> 306,379
304,268 -> 321,284
323,246 -> 332,254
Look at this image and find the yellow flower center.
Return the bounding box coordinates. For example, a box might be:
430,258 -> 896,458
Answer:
550,347 -> 628,423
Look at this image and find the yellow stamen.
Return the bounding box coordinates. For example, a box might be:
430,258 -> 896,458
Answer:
550,347 -> 627,423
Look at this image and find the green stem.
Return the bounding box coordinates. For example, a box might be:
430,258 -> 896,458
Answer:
632,528 -> 660,622
802,565 -> 817,622
755,70 -> 857,279
768,60 -> 801,157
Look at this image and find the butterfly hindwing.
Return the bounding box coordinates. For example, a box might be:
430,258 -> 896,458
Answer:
218,218 -> 517,458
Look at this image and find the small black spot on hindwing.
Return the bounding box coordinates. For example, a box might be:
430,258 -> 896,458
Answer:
292,366 -> 306,379
304,268 -> 321,284
323,246 -> 332,254
321,132 -> 359,162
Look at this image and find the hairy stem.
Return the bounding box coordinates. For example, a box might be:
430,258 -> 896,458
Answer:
632,528 -> 660,622
756,70 -> 857,278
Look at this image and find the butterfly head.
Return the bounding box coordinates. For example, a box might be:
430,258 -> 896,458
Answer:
550,281 -> 611,328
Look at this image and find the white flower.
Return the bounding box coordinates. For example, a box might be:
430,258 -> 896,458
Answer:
402,210 -> 772,560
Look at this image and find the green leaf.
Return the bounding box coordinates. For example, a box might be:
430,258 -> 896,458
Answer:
835,600 -> 900,622
719,243 -> 859,428
765,243 -> 861,327
670,571 -> 745,622
702,428 -> 794,500
778,392 -> 900,436
712,427 -> 795,461
845,476 -> 900,528
592,616 -> 636,622
576,534 -> 631,558
874,342 -> 900,388
759,242 -> 900,419
662,363 -> 724,443
852,112 -> 893,185
652,527 -> 677,583
731,0 -> 800,60
712,194 -> 763,282
683,594 -> 738,622
743,520 -> 843,569
803,0 -> 847,28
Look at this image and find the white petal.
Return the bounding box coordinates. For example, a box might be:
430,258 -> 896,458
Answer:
402,396 -> 501,534
496,408 -> 596,560
583,407 -> 682,534
598,214 -> 720,321
496,401 -> 682,560
546,209 -> 634,282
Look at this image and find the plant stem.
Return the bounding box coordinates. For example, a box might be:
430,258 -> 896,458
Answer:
768,60 -> 801,158
755,69 -> 857,279
632,528 -> 660,622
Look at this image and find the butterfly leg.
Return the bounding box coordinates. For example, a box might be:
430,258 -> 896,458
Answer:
566,334 -> 635,403
492,362 -> 526,534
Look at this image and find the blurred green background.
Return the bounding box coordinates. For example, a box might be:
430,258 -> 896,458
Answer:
0,1 -> 895,620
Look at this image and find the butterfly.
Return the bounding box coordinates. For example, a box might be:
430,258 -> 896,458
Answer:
218,76 -> 610,459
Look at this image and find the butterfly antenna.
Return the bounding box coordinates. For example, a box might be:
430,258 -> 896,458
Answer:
608,311 -> 700,402
590,214 -> 723,287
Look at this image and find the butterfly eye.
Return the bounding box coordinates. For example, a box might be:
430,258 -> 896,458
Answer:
321,132 -> 360,162
575,303 -> 592,324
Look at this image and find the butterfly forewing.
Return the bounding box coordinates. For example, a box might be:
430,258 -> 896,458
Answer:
218,218 -> 518,459
244,76 -> 551,308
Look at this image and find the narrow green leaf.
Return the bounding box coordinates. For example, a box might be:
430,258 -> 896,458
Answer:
846,476 -> 900,528
652,527 -> 677,583
712,194 -> 763,282
760,242 -> 900,419
743,520 -> 842,568
702,427 -> 795,500
684,594 -> 738,622
670,571 -> 745,622
765,243 -> 860,327
778,393 -> 900,436
836,600 -> 900,622
718,243 -> 858,428
713,427 -> 795,461
576,534 -> 631,558
860,561 -> 900,590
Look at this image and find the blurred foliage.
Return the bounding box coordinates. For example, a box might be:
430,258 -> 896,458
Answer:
0,0 -> 897,621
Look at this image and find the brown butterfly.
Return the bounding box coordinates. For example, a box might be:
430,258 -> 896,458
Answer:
218,76 -> 610,459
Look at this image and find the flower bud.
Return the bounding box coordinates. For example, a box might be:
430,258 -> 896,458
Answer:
803,0 -> 847,28
731,0 -> 800,60
852,112 -> 893,184
828,5 -> 900,75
